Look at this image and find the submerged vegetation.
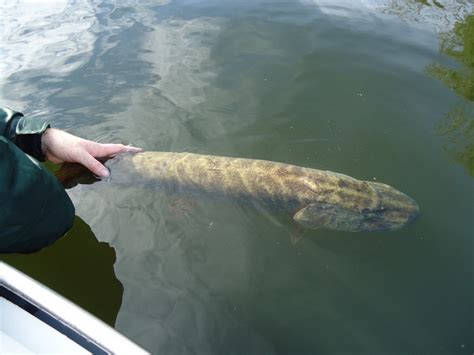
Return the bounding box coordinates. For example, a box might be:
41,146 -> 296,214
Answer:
427,14 -> 474,175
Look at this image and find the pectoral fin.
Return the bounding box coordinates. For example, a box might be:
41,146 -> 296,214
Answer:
293,202 -> 363,231
291,203 -> 343,242
290,224 -> 307,245
293,203 -> 334,230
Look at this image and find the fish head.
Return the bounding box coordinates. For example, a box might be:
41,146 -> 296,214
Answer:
358,182 -> 420,232
294,182 -> 419,232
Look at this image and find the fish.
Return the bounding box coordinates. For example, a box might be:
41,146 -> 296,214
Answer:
55,151 -> 419,233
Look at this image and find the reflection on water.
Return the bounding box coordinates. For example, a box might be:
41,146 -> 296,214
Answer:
0,0 -> 95,78
427,15 -> 474,175
380,0 -> 474,175
375,0 -> 474,175
427,14 -> 473,100
0,216 -> 123,326
377,0 -> 472,32
437,103 -> 474,174
1,0 -> 473,354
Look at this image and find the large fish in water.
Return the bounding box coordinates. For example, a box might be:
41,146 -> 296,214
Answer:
56,152 -> 419,233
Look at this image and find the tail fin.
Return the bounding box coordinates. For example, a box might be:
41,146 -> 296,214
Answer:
54,163 -> 99,189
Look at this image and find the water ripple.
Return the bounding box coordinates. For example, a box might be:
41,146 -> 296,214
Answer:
1,0 -> 96,80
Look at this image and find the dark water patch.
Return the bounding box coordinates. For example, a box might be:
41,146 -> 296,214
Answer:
0,216 -> 123,326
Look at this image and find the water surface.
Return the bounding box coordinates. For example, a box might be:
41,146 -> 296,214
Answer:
1,0 -> 473,354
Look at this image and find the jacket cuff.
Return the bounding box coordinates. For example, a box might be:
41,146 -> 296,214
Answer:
10,115 -> 50,161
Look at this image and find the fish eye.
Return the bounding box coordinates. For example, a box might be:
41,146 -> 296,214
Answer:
362,208 -> 371,215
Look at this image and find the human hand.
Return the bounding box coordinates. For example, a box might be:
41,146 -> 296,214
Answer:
41,128 -> 142,177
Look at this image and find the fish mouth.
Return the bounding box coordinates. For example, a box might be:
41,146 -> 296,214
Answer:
366,182 -> 420,231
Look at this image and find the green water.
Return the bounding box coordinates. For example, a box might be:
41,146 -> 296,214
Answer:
1,1 -> 473,353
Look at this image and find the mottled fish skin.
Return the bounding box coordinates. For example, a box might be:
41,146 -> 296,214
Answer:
106,152 -> 419,232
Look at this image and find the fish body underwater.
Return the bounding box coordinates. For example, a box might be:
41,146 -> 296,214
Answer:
94,152 -> 419,233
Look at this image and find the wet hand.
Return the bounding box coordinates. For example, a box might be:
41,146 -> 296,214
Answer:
41,128 -> 142,177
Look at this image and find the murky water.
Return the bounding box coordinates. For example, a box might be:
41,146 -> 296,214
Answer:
1,0 -> 473,353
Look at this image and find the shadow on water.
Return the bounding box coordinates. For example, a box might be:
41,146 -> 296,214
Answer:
0,216 -> 123,327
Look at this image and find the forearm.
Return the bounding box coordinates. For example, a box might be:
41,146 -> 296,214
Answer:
1,106 -> 141,177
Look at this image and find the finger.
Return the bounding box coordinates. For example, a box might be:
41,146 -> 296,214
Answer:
85,142 -> 142,158
122,145 -> 143,153
105,144 -> 143,154
79,152 -> 110,177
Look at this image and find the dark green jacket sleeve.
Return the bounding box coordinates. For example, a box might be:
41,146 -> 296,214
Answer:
0,107 -> 75,253
0,106 -> 50,161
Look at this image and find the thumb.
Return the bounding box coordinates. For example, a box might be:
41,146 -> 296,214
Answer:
80,152 -> 110,177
